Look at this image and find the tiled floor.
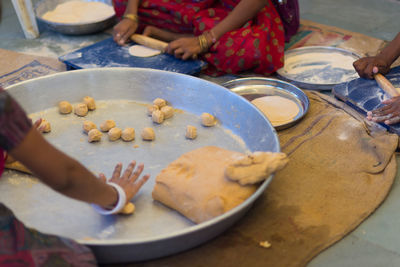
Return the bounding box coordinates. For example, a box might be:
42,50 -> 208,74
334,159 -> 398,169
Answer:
1,0 -> 400,266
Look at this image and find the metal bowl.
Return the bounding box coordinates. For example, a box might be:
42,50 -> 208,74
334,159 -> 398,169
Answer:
2,68 -> 280,263
223,77 -> 309,130
35,0 -> 116,35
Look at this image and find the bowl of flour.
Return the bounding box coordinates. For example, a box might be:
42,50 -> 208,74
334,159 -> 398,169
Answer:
35,0 -> 116,35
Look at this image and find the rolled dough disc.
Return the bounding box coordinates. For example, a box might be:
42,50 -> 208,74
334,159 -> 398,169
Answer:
251,95 -> 299,126
129,45 -> 161,57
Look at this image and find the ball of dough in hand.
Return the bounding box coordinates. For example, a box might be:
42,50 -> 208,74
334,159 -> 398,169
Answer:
74,103 -> 89,117
40,119 -> 51,133
161,105 -> 174,119
100,120 -> 116,132
152,110 -> 164,124
153,98 -> 166,108
141,127 -> 155,141
185,125 -> 197,139
58,101 -> 72,114
121,128 -> 135,141
201,113 -> 216,127
83,96 -> 96,110
108,127 -> 122,141
88,129 -> 102,142
83,121 -> 97,133
147,105 -> 159,116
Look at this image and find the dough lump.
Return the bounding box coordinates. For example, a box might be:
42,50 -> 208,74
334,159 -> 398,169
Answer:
100,120 -> 116,132
225,152 -> 288,185
153,98 -> 166,108
40,119 -> 51,133
185,125 -> 197,139
83,96 -> 96,110
108,127 -> 122,141
141,127 -> 155,141
147,105 -> 159,116
121,128 -> 135,141
88,129 -> 102,142
58,101 -> 72,114
201,112 -> 216,127
74,103 -> 89,117
83,121 -> 97,133
152,146 -> 257,223
152,110 -> 164,124
119,202 -> 135,215
251,96 -> 299,126
161,105 -> 174,119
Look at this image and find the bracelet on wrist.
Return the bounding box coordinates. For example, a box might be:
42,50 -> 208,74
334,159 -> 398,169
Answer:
92,182 -> 127,215
123,13 -> 139,23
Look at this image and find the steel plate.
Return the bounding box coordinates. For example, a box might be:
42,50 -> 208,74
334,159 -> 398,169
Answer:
35,0 -> 116,35
276,46 -> 361,90
223,77 -> 309,130
1,68 -> 280,264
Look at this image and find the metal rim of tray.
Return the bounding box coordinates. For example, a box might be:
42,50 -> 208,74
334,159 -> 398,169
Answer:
276,46 -> 362,91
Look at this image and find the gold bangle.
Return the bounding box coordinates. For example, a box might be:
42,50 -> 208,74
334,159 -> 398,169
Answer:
123,13 -> 139,23
198,34 -> 209,53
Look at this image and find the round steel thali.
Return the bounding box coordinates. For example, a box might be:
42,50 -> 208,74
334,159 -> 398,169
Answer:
1,68 -> 280,263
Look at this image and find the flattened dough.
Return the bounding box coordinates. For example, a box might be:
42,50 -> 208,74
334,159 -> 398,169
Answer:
129,45 -> 161,57
152,146 -> 258,224
251,96 -> 299,126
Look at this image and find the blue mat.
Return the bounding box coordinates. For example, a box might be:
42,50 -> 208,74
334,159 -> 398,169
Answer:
59,37 -> 207,75
332,66 -> 400,134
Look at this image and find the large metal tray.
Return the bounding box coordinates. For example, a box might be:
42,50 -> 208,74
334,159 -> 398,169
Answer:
1,68 -> 280,264
277,46 -> 361,90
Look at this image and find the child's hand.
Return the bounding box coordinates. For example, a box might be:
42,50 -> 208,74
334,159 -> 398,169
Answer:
113,19 -> 138,45
353,56 -> 390,79
367,96 -> 400,124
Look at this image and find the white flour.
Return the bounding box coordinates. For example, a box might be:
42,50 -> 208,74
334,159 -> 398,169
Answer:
42,1 -> 115,24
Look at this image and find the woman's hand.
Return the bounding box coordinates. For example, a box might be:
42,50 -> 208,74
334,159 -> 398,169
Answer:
353,56 -> 391,79
113,19 -> 138,45
99,161 -> 150,206
167,37 -> 202,60
367,96 -> 400,124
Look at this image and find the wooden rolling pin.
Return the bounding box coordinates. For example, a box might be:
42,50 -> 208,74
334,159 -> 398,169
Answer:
374,73 -> 400,97
130,34 -> 168,52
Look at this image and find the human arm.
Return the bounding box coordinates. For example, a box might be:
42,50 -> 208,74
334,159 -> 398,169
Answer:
113,0 -> 141,45
353,32 -> 400,79
366,96 -> 400,125
166,0 -> 269,60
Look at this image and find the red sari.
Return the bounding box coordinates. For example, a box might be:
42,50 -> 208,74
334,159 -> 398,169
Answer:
113,0 -> 285,76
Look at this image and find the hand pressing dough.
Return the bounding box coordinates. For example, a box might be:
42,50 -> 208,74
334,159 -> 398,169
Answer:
40,119 -> 51,133
121,128 -> 135,141
88,129 -> 102,142
225,152 -> 288,185
201,113 -> 216,127
147,105 -> 159,116
152,146 -> 258,223
83,121 -> 97,133
74,103 -> 89,117
161,105 -> 174,119
129,45 -> 161,57
141,127 -> 155,141
152,110 -> 164,124
100,120 -> 116,132
119,202 -> 135,215
108,127 -> 122,141
251,96 -> 299,126
83,96 -> 96,110
58,101 -> 72,114
153,98 -> 166,108
185,125 -> 197,139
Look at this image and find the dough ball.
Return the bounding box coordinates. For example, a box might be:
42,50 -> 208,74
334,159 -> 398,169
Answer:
58,101 -> 72,114
100,120 -> 116,132
108,127 -> 122,141
119,202 -> 136,215
153,98 -> 166,108
74,103 -> 89,117
161,105 -> 174,119
40,119 -> 51,133
141,127 -> 155,141
185,125 -> 197,139
201,113 -> 216,127
88,129 -> 102,142
147,105 -> 159,116
152,109 -> 164,124
83,121 -> 97,133
83,96 -> 96,110
121,128 -> 135,142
